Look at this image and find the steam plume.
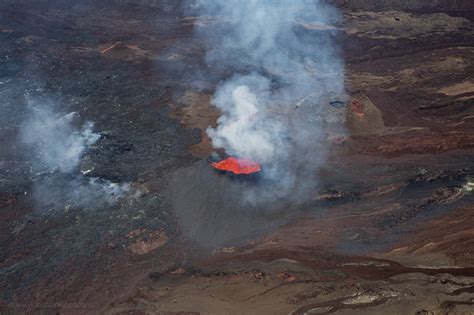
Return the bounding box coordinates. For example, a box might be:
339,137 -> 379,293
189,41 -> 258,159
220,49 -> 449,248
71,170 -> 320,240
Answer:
192,0 -> 345,201
20,97 -> 129,211
21,106 -> 99,174
207,74 -> 286,164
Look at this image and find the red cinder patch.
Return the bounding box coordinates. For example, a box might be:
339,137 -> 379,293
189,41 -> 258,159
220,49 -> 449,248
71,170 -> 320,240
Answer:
210,157 -> 261,175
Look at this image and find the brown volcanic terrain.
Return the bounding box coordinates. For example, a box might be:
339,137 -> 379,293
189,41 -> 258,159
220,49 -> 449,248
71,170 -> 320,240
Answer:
0,1 -> 474,314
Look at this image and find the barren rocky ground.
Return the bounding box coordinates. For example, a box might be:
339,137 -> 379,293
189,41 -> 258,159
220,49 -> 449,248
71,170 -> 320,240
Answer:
0,1 -> 474,314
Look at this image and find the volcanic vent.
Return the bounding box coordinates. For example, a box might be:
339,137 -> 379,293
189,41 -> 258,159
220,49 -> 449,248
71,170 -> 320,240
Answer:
208,154 -> 261,176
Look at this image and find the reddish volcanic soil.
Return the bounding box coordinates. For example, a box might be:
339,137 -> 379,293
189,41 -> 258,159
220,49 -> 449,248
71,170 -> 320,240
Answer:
0,1 -> 473,314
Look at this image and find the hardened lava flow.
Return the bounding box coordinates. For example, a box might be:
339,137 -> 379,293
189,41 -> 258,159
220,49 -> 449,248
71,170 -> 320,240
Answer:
0,1 -> 473,314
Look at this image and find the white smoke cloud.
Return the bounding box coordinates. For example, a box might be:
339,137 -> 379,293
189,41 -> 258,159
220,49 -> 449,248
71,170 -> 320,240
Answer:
21,106 -> 100,173
193,0 -> 345,201
20,98 -> 130,210
32,175 -> 130,211
207,74 -> 287,163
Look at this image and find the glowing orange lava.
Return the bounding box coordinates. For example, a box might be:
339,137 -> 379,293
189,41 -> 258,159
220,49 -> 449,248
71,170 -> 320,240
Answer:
211,157 -> 261,175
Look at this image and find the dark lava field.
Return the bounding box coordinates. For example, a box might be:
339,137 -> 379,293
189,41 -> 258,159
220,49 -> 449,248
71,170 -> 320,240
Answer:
1,1 -> 474,314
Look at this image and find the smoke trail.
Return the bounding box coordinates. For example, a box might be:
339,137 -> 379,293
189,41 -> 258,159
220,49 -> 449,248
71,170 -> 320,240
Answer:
20,97 -> 129,211
192,0 -> 345,201
32,175 -> 130,210
21,106 -> 100,174
206,74 -> 286,164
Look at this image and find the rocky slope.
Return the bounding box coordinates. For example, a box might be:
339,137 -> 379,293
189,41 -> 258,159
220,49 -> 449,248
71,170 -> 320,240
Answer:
0,1 -> 473,314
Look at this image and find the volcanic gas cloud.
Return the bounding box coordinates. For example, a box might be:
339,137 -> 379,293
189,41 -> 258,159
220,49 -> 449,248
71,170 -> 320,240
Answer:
192,0 -> 344,201
20,97 -> 130,211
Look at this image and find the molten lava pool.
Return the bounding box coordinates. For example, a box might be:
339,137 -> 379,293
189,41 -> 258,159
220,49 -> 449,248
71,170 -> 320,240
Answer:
210,157 -> 261,175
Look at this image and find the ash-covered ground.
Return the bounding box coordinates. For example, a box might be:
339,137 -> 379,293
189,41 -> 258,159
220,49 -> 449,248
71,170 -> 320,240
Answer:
1,1 -> 474,314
